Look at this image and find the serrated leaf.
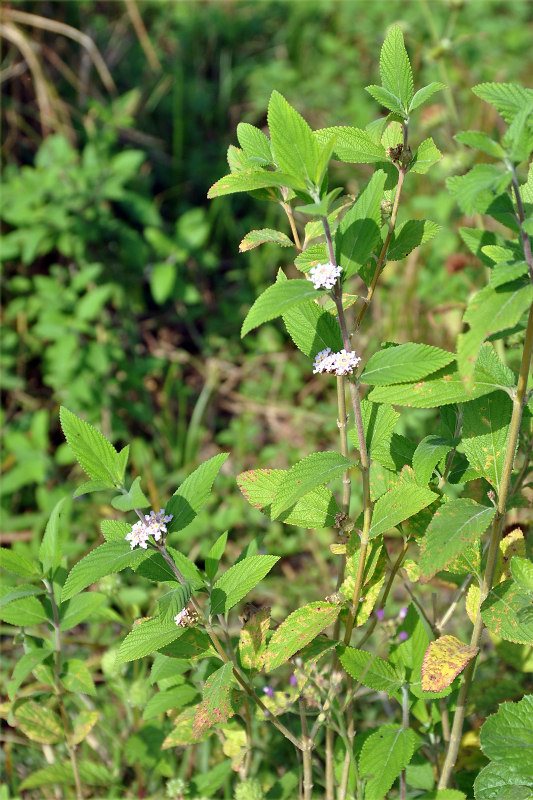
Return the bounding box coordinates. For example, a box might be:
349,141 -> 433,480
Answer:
0,547 -> 40,578
72,480 -> 111,498
205,531 -> 228,582
409,82 -> 446,112
460,227 -> 501,266
162,706 -> 210,748
117,617 -> 185,663
59,592 -> 105,631
370,484 -> 437,539
359,724 -> 416,800
265,601 -> 339,672
237,468 -> 340,529
314,126 -> 387,163
207,169 -> 306,198
14,700 -> 63,743
474,761 -> 533,800
410,137 -> 442,174
294,242 -> 328,273
20,760 -> 111,790
421,635 -> 478,692
490,260 -> 529,288
239,228 -> 293,252
361,343 -> 454,386
387,219 -> 441,260
379,24 -> 413,110
59,407 -> 119,485
8,647 -> 53,700
455,131 -> 505,159
193,662 -> 234,736
282,296 -> 343,358
236,122 -> 273,164
480,694 -> 533,777
239,607 -> 271,670
135,546 -> 204,588
0,594 -> 47,627
511,557 -> 533,594
268,90 -> 320,186
420,499 -> 495,580
158,582 -> 192,624
210,555 -> 279,616
241,279 -> 325,337
335,170 -> 386,280
143,685 -> 199,720
111,476 -> 150,512
359,399 -> 399,459
413,435 -> 456,486
447,165 -> 513,216
458,281 -> 533,384
366,84 -> 405,116
368,362 -> 506,408
72,710 -> 99,745
160,628 -> 214,660
61,540 -> 147,601
167,453 -> 229,534
270,451 -> 352,519
462,392 -> 513,491
39,497 -> 67,575
481,580 -> 533,645
61,659 -> 96,696
338,646 -> 404,696
473,82 -> 533,124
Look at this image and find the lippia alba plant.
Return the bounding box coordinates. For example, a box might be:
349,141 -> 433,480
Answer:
1,25 -> 532,800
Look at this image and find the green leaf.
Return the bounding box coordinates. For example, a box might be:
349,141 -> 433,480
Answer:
236,122 -> 273,164
294,242 -> 328,273
359,399 -> 399,459
239,228 -> 293,252
59,592 -> 105,631
481,581 -> 533,645
158,582 -> 192,624
115,445 -> 129,483
61,540 -> 147,601
314,126 -> 388,164
455,131 -> 505,159
462,392 -> 513,491
338,646 -> 404,696
473,82 -> 533,124
361,343 -> 454,386
267,90 -> 319,186
409,137 -> 442,174
370,484 -> 437,539
413,436 -> 456,486
167,453 -> 229,534
511,557 -> 533,595
282,296 -> 343,358
14,700 -> 63,743
0,547 -> 40,578
489,260 -> 529,289
335,170 -> 387,280
239,607 -> 270,670
111,476 -> 150,512
480,695 -> 533,777
409,82 -> 446,112
420,499 -> 494,580
475,761 -> 533,800
368,363 -> 507,408
135,547 -> 204,588
8,647 -> 54,700
39,497 -> 67,575
241,279 -> 325,338
143,685 -> 200,720
61,659 -> 96,696
0,592 -> 47,627
210,555 -> 279,616
205,531 -> 228,581
366,84 -> 406,116
458,280 -> 533,383
117,617 -> 186,663
20,760 -> 112,790
193,662 -> 234,736
387,220 -> 441,261
101,519 -> 131,541
237,468 -> 340,529
59,407 -> 119,485
207,169 -> 306,198
72,480 -> 112,498
160,628 -> 214,661
459,227 -> 501,266
446,165 -> 513,216
379,24 -> 413,110
270,451 -> 352,519
359,724 -> 416,800
265,601 -> 340,672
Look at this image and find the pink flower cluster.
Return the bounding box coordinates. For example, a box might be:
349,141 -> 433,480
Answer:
307,261 -> 342,290
126,508 -> 173,550
313,348 -> 361,376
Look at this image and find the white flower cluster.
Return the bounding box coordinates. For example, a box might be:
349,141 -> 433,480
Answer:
174,607 -> 197,628
307,261 -> 342,290
125,508 -> 173,550
313,347 -> 361,376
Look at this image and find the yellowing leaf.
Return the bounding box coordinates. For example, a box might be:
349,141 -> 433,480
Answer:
421,635 -> 478,692
72,710 -> 99,745
494,528 -> 525,583
238,607 -> 270,670
466,585 -> 480,625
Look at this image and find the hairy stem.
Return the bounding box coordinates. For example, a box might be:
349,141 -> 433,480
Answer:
438,300 -> 533,787
300,698 -> 313,800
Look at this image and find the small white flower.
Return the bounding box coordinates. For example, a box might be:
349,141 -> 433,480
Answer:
125,508 -> 174,549
125,520 -> 150,550
331,349 -> 361,376
174,608 -> 189,627
313,347 -> 334,374
307,262 -> 342,290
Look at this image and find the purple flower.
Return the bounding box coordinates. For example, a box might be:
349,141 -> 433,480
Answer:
375,608 -> 385,621
289,674 -> 298,687
398,631 -> 409,642
262,685 -> 274,697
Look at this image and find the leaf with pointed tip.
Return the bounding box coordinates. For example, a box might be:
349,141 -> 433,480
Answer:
359,399 -> 399,458
481,580 -> 533,645
0,548 -> 40,578
338,646 -> 404,696
39,497 -> 67,575
267,90 -> 319,186
420,499 -> 495,581
236,123 -> 273,164
387,220 -> 441,261
158,582 -> 192,624
73,480 -> 111,498
282,296 -> 343,358
193,662 -> 234,736
167,453 -> 229,534
409,82 -> 446,112
8,647 -> 53,700
462,392 -> 513,491
379,24 -> 414,110
62,540 -> 147,601
241,280 -> 326,338
361,343 -> 454,386
210,555 -> 279,616
0,593 -> 47,627
14,700 -> 63,743
207,169 -> 306,198
294,242 -> 328,273
61,659 -> 96,696
117,617 -> 185,663
60,407 -> 119,485
479,694 -> 533,777
421,635 -> 478,692
335,171 -> 386,280
369,484 -> 436,539
19,760 -> 111,791
239,607 -> 270,671
455,131 -> 505,159
314,126 -> 388,163
366,84 -> 406,116
359,724 -> 416,800
409,137 -> 442,174
413,435 -> 456,486
270,451 -> 352,519
265,601 -> 339,672
111,476 -> 150,512
473,82 -> 533,124
205,531 -> 228,582
447,165 -> 513,216
511,557 -> 533,595
59,592 -> 105,631
239,228 -> 293,252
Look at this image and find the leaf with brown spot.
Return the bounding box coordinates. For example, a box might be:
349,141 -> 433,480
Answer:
462,392 -> 513,492
238,607 -> 270,670
264,601 -> 340,672
193,662 -> 235,737
481,580 -> 533,645
421,635 -> 479,692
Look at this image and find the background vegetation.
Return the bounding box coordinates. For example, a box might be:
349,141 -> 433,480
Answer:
1,1 -> 532,797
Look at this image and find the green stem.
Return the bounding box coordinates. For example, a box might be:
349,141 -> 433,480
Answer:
438,300 -> 533,788
299,698 -> 313,800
